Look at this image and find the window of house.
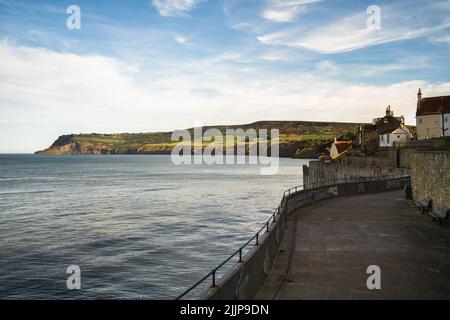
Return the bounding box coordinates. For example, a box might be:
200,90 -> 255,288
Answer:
397,135 -> 400,138
380,135 -> 384,141
446,117 -> 449,123
419,119 -> 423,124
387,135 -> 390,144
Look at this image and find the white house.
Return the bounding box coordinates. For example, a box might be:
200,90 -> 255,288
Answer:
330,138 -> 352,159
416,89 -> 450,140
379,127 -> 411,148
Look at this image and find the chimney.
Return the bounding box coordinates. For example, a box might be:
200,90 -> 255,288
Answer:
386,105 -> 393,116
417,88 -> 422,112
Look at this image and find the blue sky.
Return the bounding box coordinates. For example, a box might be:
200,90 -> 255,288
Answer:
0,0 -> 450,152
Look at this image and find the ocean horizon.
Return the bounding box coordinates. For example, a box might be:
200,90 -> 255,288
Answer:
0,154 -> 308,299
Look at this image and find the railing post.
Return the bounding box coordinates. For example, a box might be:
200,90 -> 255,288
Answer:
212,271 -> 216,287
239,248 -> 242,262
273,212 -> 276,222
266,221 -> 269,232
256,233 -> 259,245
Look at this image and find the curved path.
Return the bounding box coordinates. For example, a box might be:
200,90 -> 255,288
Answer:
256,190 -> 450,300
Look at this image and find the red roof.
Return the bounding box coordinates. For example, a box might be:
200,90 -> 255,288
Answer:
334,141 -> 352,153
417,95 -> 450,116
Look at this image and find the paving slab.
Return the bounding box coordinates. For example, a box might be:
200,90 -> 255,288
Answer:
256,190 -> 450,300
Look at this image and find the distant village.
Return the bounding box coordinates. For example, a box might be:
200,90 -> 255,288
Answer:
323,89 -> 450,160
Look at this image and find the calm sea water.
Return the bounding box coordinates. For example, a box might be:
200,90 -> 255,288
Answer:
0,154 -> 308,299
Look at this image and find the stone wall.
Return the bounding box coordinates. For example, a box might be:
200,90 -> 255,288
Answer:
388,147 -> 417,169
411,151 -> 450,211
388,138 -> 446,169
303,156 -> 410,188
361,130 -> 378,155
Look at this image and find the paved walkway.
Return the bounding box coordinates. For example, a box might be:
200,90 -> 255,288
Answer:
256,190 -> 450,300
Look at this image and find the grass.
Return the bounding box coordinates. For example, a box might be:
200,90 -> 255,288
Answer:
71,133 -> 337,149
42,121 -> 362,154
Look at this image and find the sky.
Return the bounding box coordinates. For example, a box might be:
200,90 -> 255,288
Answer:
0,0 -> 450,153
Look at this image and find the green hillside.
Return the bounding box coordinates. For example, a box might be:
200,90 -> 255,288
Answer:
36,120 -> 362,157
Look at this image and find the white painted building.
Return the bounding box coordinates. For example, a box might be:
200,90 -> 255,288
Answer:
416,89 -> 450,140
379,127 -> 411,148
442,113 -> 450,137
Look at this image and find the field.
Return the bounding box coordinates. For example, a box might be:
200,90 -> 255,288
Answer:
38,120 -> 362,156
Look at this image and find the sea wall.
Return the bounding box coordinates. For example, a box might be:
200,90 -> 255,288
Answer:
411,151 -> 450,211
303,157 -> 410,188
203,176 -> 410,300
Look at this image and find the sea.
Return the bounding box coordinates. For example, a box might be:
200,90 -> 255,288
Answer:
0,154 -> 308,299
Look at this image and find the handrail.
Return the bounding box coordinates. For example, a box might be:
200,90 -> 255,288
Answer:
175,174 -> 411,300
175,208 -> 281,300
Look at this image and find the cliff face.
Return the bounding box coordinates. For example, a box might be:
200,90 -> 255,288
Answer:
293,142 -> 332,159
36,121 -> 362,158
36,139 -> 303,157
36,141 -> 174,155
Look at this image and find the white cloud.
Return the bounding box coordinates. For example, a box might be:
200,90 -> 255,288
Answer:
261,52 -> 284,61
315,60 -> 340,75
261,7 -> 301,23
261,0 -> 321,22
1,41 -> 450,152
174,36 -> 187,44
152,0 -> 203,17
314,57 -> 429,77
433,35 -> 450,43
259,48 -> 306,62
258,1 -> 450,53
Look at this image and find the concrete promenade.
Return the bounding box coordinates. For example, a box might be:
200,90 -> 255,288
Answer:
256,190 -> 450,299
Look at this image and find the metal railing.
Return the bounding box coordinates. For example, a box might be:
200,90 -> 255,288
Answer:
175,173 -> 411,300
175,205 -> 282,300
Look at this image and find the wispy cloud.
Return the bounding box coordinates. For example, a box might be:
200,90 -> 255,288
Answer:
432,35 -> 450,44
152,0 -> 204,17
258,0 -> 450,53
261,7 -> 301,23
315,60 -> 340,75
314,57 -> 429,78
261,0 -> 321,22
